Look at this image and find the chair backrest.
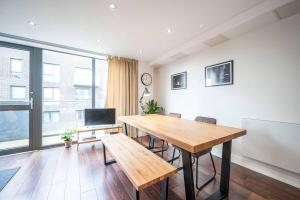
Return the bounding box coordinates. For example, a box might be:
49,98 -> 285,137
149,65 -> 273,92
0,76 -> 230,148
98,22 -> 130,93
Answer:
194,116 -> 216,124
168,113 -> 181,118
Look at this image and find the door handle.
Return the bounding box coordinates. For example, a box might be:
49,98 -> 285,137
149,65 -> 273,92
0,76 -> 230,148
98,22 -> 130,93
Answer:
30,97 -> 33,110
30,92 -> 34,110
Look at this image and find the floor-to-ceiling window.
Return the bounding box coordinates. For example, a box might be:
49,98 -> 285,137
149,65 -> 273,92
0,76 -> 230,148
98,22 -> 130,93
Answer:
42,50 -> 108,146
0,41 -> 108,154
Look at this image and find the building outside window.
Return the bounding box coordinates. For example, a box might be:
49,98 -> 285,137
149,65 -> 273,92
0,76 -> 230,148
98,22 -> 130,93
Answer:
10,58 -> 23,78
43,111 -> 60,123
76,110 -> 84,121
43,63 -> 60,82
74,68 -> 92,86
43,87 -> 60,105
10,86 -> 26,100
75,88 -> 89,100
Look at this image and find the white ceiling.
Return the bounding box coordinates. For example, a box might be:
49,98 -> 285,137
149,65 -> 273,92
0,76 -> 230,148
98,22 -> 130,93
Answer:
0,0 -> 295,64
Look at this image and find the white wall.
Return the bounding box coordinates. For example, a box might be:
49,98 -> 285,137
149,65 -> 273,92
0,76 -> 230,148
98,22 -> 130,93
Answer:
155,14 -> 300,187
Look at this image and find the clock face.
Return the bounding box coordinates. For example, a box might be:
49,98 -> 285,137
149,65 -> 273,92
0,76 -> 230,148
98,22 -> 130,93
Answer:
141,73 -> 152,86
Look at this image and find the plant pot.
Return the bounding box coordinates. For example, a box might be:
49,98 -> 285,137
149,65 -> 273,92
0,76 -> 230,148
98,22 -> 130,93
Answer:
64,140 -> 72,148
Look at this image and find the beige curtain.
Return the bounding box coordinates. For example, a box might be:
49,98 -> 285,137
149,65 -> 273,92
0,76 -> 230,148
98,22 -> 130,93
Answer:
105,57 -> 138,137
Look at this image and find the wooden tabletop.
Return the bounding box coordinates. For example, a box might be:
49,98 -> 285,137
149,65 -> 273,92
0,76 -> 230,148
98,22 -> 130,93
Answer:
118,114 -> 246,153
101,133 -> 177,190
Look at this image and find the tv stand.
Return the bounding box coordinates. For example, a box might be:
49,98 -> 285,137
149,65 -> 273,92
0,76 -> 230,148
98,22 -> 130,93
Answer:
76,124 -> 122,150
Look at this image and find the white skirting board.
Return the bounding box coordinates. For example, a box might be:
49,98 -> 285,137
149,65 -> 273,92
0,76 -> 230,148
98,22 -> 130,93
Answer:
212,149 -> 300,189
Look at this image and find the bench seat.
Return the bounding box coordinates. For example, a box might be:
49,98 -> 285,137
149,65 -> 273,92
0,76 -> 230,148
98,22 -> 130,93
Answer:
101,133 -> 176,199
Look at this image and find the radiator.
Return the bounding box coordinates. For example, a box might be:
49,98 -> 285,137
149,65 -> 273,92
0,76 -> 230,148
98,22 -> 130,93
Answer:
241,118 -> 300,174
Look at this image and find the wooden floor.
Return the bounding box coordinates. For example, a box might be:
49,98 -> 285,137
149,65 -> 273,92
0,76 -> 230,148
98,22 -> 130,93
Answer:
0,139 -> 299,200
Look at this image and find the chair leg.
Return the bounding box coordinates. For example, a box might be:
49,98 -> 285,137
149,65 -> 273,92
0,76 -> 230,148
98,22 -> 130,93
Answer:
210,152 -> 217,177
161,141 -> 165,158
195,152 -> 217,190
171,147 -> 176,164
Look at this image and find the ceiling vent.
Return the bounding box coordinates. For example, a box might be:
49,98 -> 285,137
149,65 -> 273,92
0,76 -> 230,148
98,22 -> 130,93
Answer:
275,0 -> 300,20
170,52 -> 188,60
203,35 -> 229,47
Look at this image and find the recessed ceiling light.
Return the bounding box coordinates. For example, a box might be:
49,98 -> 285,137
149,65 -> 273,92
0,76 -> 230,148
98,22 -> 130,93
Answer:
96,39 -> 100,43
167,28 -> 172,34
27,20 -> 36,27
109,3 -> 116,9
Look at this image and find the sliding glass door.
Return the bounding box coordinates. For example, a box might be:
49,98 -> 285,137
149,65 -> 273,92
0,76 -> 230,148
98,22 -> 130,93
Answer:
0,40 -> 108,154
0,42 -> 38,155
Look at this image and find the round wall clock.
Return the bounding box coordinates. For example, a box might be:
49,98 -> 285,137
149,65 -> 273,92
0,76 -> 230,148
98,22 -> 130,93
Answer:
141,73 -> 152,86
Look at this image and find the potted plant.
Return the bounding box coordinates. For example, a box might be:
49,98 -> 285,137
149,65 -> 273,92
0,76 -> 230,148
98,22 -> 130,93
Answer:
61,129 -> 77,148
145,99 -> 164,114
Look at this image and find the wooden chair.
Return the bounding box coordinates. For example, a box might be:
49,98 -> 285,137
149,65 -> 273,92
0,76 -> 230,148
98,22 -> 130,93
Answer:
171,116 -> 217,191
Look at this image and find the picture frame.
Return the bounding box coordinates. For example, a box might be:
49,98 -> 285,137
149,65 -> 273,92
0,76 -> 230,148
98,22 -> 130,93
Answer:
171,71 -> 187,90
205,60 -> 233,87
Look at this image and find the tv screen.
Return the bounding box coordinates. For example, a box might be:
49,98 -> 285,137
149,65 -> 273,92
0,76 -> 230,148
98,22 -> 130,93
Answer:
84,108 -> 116,126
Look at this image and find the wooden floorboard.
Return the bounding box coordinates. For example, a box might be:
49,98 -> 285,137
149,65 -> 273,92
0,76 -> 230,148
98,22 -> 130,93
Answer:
0,139 -> 299,200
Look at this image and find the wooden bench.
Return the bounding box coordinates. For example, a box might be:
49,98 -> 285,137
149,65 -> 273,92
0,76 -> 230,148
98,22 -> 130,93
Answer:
101,133 -> 177,200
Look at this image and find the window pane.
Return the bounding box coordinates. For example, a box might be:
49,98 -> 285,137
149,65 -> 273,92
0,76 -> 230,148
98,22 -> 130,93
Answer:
95,59 -> 108,108
52,111 -> 60,122
0,47 -> 29,104
76,110 -> 84,121
0,111 -> 29,150
11,59 -> 23,73
43,88 -> 53,100
11,86 -> 26,99
74,68 -> 92,86
43,112 -> 50,123
42,50 -> 92,146
76,88 -> 89,99
43,63 -> 60,82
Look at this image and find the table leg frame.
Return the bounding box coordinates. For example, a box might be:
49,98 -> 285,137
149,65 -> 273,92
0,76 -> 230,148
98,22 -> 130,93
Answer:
206,140 -> 232,200
181,149 -> 195,200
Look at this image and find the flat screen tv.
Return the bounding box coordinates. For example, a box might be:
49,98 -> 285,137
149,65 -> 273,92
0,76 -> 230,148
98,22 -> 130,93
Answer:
84,108 -> 116,126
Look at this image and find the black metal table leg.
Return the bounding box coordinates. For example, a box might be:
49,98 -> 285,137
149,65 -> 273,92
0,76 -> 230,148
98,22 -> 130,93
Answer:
161,178 -> 169,200
206,140 -> 232,200
133,187 -> 140,200
181,149 -> 195,200
124,123 -> 128,136
102,143 -> 116,165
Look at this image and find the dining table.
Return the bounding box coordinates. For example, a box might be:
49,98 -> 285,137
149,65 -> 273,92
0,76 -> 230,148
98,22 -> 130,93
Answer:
118,114 -> 246,200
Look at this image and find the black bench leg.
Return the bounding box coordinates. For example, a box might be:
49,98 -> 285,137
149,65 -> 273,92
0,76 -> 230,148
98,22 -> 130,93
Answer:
133,188 -> 140,200
102,143 -> 116,165
161,178 -> 169,200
